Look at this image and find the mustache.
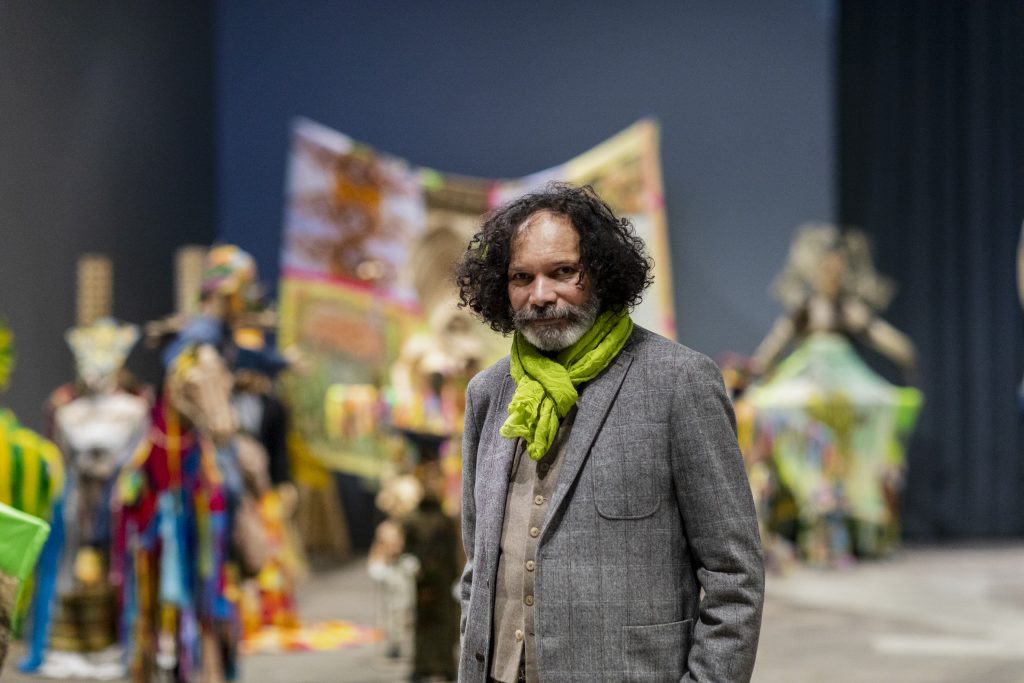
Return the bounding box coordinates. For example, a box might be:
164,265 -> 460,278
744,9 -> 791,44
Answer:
513,304 -> 586,325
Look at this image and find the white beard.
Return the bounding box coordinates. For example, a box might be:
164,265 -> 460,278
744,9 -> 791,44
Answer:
514,297 -> 600,352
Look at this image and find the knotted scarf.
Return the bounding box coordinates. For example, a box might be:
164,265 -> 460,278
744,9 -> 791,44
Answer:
500,308 -> 633,460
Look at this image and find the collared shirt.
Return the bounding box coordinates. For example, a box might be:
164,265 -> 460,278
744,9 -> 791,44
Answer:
490,407 -> 577,683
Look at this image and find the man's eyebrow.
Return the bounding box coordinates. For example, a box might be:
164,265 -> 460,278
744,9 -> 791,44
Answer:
549,260 -> 583,269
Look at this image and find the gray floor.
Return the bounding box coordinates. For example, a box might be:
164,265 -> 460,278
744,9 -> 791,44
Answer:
5,543 -> 1024,682
756,544 -> 1024,683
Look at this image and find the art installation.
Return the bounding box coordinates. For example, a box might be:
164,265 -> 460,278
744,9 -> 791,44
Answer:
13,256 -> 151,679
739,225 -> 922,567
114,343 -> 242,683
111,245 -> 304,682
366,473 -> 421,660
36,319 -> 148,678
400,461 -> 459,683
0,321 -> 66,678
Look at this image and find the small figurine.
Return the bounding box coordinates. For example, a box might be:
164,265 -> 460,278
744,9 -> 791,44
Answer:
368,474 -> 422,660
402,462 -> 459,683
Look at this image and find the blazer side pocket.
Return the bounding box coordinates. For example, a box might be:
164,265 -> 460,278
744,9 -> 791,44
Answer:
623,618 -> 693,682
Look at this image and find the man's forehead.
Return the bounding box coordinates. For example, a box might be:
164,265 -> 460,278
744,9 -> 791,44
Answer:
508,225 -> 583,281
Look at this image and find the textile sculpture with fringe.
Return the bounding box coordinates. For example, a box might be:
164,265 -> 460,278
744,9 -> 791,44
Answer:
114,397 -> 240,682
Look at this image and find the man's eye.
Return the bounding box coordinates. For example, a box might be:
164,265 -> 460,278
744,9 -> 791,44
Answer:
509,273 -> 530,283
555,266 -> 578,278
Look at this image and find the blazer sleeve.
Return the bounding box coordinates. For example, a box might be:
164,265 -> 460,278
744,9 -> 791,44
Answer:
671,352 -> 765,683
458,384 -> 481,645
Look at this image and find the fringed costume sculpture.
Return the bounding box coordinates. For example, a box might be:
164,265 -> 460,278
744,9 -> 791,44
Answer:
741,225 -> 922,567
114,343 -> 242,683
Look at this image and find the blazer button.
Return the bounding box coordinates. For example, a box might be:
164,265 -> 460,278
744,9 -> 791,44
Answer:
524,595 -> 534,606
529,526 -> 540,538
475,652 -> 484,662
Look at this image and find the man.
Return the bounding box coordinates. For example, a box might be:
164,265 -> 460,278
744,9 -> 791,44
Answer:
454,183 -> 764,683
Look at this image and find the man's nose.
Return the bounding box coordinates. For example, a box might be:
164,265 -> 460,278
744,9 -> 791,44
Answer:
528,276 -> 558,307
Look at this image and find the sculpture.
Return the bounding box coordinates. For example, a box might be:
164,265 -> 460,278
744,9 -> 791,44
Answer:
741,224 -> 922,566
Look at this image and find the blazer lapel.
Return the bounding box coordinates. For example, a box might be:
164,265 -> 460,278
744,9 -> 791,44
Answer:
541,347 -> 634,539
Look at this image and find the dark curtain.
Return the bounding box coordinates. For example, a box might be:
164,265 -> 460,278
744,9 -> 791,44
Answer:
838,0 -> 1024,538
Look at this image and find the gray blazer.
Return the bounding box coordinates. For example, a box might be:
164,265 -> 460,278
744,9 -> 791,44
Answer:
459,326 -> 764,683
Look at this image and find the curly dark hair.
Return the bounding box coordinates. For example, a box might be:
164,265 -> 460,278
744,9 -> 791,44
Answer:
454,182 -> 653,334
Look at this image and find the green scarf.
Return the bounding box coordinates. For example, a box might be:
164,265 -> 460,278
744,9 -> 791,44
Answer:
500,308 -> 633,460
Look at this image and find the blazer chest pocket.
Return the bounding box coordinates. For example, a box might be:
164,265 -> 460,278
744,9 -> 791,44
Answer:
589,424 -> 667,520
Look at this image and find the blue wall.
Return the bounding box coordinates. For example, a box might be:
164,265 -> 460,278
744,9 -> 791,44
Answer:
216,0 -> 836,360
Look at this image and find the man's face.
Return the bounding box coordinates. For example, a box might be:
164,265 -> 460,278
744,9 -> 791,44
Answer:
507,211 -> 598,352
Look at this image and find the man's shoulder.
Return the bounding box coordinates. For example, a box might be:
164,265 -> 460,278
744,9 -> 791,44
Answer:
627,325 -> 724,383
629,325 -> 715,364
466,355 -> 511,399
